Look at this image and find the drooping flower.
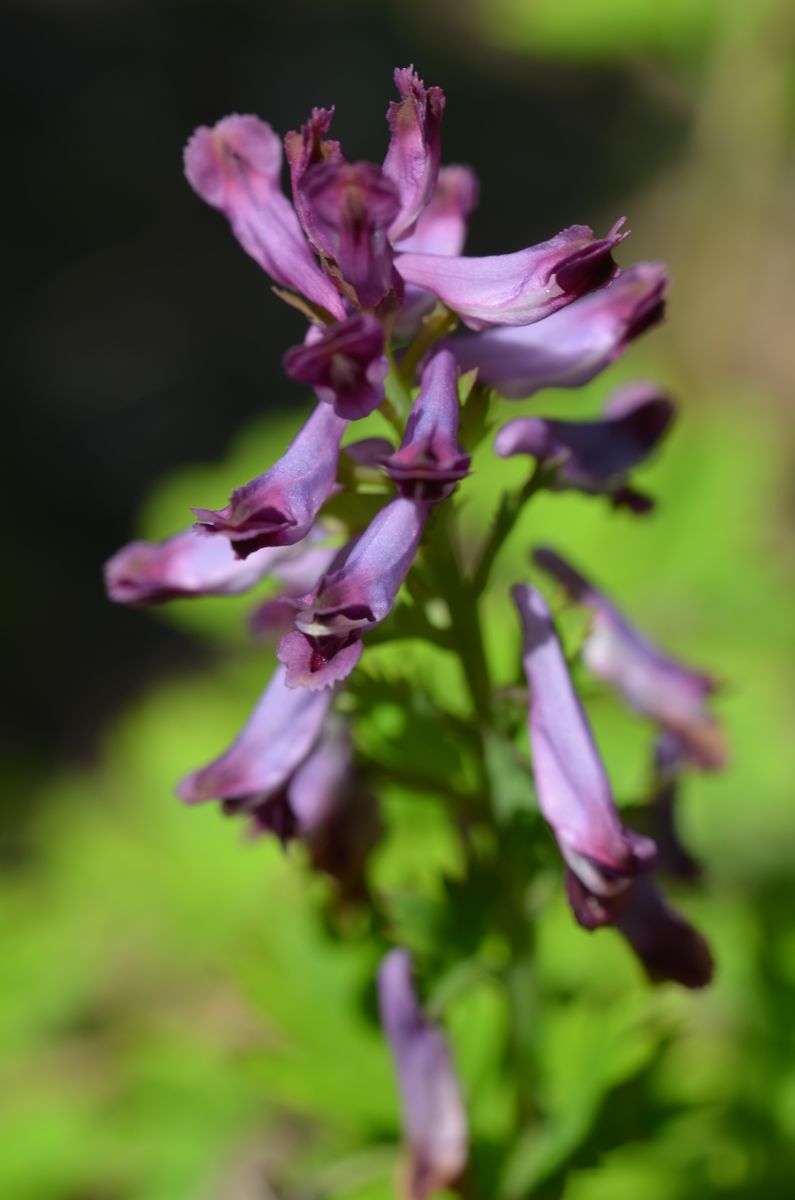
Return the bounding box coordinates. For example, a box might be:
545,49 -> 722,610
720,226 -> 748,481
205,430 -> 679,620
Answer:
278,496 -> 429,690
184,114 -> 346,319
283,312 -> 388,419
383,67 -> 445,243
494,382 -> 675,513
452,262 -> 667,396
378,948 -> 468,1199
104,527 -> 299,605
532,547 -> 727,769
395,220 -> 628,331
513,584 -> 712,987
176,663 -> 333,810
345,349 -> 469,500
193,402 -> 347,558
512,583 -> 656,912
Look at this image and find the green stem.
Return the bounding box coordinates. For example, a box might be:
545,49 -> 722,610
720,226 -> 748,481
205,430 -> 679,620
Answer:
399,306 -> 459,384
471,464 -> 549,597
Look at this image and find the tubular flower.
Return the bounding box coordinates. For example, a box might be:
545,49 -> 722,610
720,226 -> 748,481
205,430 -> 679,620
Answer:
345,349 -> 469,500
278,497 -> 429,690
512,583 -> 656,911
378,949 -> 468,1199
193,402 -> 347,558
513,584 -> 712,987
494,382 -> 675,513
533,547 -> 727,769
396,219 -> 628,331
452,262 -> 668,396
176,663 -> 333,811
184,114 -> 346,319
283,312 -> 388,419
104,528 -> 301,605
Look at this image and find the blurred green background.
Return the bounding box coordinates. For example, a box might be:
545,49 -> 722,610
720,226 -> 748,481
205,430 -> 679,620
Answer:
3,0 -> 795,1196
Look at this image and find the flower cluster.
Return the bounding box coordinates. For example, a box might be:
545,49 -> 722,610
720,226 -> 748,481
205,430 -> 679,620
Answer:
106,66 -> 726,1196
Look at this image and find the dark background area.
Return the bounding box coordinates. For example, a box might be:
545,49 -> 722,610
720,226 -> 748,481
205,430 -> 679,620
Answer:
2,0 -> 684,816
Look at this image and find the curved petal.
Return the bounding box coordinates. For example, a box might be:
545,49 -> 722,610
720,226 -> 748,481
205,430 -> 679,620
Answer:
383,67 -> 445,243
452,262 -> 667,396
184,114 -> 345,319
396,221 -> 627,330
193,402 -> 347,558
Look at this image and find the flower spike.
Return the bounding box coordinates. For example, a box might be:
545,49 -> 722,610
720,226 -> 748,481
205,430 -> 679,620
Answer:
193,402 -> 347,558
378,949 -> 468,1199
184,114 -> 345,319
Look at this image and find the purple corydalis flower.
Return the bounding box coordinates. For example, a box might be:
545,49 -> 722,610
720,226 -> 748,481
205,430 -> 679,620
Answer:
176,663 -> 332,809
283,313 -> 388,420
380,349 -> 469,500
512,583 -> 656,908
378,949 -> 468,1199
278,496 -> 429,690
383,67 -> 445,243
299,160 -> 401,308
184,114 -> 346,319
494,382 -> 675,513
396,220 -> 627,331
104,528 -> 298,605
284,106 -> 343,246
452,262 -> 668,397
193,402 -> 347,558
533,547 -> 727,770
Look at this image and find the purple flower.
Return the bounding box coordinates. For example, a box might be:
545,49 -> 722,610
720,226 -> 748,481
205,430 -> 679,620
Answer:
278,497 -> 429,690
612,877 -> 714,988
378,949 -> 468,1199
395,220 -> 627,331
512,583 -> 656,911
380,348 -> 469,500
176,663 -> 333,810
494,382 -> 675,512
383,67 -> 445,243
284,106 -> 343,247
193,402 -> 347,558
184,114 -> 346,319
452,262 -> 668,396
299,161 -> 401,308
533,548 -> 727,770
104,528 -> 299,605
283,313 -> 388,419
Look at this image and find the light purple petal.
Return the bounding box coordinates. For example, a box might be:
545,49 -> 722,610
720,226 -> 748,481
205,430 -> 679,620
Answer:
396,165 -> 479,256
104,528 -> 295,605
176,664 -> 332,805
283,313 -> 388,420
299,161 -> 401,308
383,67 -> 445,243
512,584 -> 656,897
378,949 -> 468,1199
184,114 -> 346,319
193,402 -> 347,558
452,262 -> 667,396
533,548 -> 727,770
382,349 -> 470,501
277,628 -> 364,690
494,383 -> 674,503
395,220 -> 627,331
